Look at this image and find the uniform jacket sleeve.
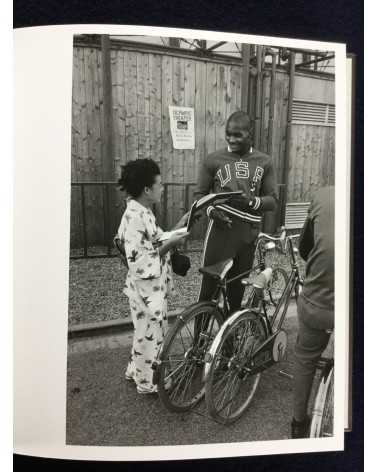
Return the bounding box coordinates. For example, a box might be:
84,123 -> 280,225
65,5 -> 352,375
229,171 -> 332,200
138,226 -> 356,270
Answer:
258,158 -> 278,212
298,203 -> 315,261
192,156 -> 215,219
194,156 -> 215,200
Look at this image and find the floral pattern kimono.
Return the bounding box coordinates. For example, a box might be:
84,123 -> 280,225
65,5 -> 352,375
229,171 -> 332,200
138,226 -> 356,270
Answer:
117,199 -> 174,393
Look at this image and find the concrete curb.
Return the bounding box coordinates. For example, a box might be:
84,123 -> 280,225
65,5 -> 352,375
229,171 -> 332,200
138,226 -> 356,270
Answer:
68,299 -> 298,339
68,308 -> 184,339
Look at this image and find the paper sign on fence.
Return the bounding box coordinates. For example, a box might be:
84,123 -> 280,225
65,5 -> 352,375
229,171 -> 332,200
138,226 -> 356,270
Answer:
169,106 -> 195,149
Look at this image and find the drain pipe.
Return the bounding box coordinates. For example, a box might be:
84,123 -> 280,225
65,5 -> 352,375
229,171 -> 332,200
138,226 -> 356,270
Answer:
253,46 -> 263,149
267,51 -> 277,156
280,51 -> 296,226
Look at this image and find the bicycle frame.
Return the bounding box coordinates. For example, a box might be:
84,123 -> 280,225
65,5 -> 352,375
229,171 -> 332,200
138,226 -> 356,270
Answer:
269,240 -> 301,331
207,228 -> 289,316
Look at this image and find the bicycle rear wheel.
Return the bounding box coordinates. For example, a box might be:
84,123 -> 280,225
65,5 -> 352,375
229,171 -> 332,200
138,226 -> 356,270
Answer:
157,302 -> 223,412
205,311 -> 267,425
310,365 -> 334,437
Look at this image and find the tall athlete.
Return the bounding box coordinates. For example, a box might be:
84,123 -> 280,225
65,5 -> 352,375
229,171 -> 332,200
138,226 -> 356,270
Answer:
194,111 -> 278,311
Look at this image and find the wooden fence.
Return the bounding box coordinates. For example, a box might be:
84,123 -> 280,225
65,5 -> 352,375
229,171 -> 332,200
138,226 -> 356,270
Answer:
70,37 -> 335,249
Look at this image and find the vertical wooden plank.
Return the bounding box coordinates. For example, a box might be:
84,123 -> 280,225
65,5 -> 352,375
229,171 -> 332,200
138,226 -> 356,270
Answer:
136,52 -> 150,160
184,59 -> 196,182
144,53 -> 151,160
111,50 -> 126,225
271,71 -> 282,181
206,61 -> 217,155
277,72 -> 290,185
110,50 -> 120,177
171,57 -> 185,222
327,128 -> 335,185
241,44 -> 251,112
71,47 -> 80,183
149,53 -> 162,167
92,48 -> 103,182
306,125 -> 315,200
294,125 -> 306,201
161,55 -> 173,182
172,57 -> 185,183
260,74 -> 270,153
215,63 -> 228,151
70,48 -> 81,248
100,36 -> 114,181
117,50 -> 127,174
194,61 -> 207,183
229,65 -> 241,115
78,47 -> 88,181
124,50 -> 138,162
84,47 -> 97,244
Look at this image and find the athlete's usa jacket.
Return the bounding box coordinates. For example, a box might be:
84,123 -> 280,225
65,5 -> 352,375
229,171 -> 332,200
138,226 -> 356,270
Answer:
194,147 -> 278,226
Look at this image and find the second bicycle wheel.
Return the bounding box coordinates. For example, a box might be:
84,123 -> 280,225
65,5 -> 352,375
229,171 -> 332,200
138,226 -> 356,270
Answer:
310,366 -> 334,437
205,311 -> 267,424
157,302 -> 223,412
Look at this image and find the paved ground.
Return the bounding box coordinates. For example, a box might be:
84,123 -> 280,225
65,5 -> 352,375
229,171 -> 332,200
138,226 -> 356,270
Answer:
66,303 -> 310,447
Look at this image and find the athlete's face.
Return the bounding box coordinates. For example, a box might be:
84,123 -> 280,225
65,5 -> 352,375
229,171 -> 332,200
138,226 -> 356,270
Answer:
225,120 -> 252,155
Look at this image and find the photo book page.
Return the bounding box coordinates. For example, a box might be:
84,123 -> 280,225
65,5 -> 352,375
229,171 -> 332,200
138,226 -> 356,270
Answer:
14,24 -> 351,462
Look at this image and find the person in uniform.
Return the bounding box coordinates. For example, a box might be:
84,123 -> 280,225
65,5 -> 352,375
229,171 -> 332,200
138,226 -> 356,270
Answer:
291,186 -> 335,438
194,110 -> 278,311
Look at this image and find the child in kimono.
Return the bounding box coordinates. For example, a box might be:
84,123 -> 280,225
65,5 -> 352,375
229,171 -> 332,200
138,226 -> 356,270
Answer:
117,159 -> 189,394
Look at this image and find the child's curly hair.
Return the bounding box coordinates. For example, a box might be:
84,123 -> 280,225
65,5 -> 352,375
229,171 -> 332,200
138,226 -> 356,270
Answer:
118,159 -> 161,198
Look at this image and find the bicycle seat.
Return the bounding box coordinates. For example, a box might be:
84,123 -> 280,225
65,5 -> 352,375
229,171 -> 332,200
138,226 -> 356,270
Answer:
199,258 -> 234,281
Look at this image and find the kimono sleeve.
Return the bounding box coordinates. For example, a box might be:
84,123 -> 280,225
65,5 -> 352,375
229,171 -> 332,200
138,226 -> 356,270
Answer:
123,212 -> 162,280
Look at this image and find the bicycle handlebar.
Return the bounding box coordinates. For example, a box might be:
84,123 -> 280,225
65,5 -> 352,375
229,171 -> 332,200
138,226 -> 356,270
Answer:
257,229 -> 300,242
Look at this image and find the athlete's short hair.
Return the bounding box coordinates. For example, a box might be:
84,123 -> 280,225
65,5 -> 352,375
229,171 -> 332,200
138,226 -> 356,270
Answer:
226,111 -> 253,130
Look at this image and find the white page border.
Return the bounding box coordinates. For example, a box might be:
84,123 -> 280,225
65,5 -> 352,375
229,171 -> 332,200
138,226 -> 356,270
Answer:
14,24 -> 347,461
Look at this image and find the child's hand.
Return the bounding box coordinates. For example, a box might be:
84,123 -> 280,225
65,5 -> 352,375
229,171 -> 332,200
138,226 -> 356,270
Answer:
168,231 -> 190,247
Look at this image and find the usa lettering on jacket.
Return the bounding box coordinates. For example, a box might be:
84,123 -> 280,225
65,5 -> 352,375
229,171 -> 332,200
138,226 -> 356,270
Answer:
216,161 -> 264,188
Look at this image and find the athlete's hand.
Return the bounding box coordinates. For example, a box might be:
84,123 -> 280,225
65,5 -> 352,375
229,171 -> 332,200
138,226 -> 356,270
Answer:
229,193 -> 261,211
208,207 -> 232,229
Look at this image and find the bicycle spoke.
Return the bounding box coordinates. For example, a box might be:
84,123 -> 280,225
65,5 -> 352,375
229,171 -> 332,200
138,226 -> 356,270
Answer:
216,370 -> 239,414
164,359 -> 186,379
224,372 -> 241,417
211,364 -> 233,399
179,362 -> 199,402
169,361 -> 192,401
182,322 -> 194,344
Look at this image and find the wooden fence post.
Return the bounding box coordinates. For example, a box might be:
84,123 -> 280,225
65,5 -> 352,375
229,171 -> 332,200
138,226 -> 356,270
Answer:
100,35 -> 115,249
241,44 -> 251,113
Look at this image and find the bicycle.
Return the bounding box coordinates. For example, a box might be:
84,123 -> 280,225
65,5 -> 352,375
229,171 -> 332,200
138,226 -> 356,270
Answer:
309,339 -> 334,438
203,234 -> 303,424
153,230 -> 297,414
243,228 -> 289,316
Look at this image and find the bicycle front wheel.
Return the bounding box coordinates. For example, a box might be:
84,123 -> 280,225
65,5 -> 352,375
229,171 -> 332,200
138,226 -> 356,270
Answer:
205,310 -> 267,425
310,366 -> 334,437
157,302 -> 223,412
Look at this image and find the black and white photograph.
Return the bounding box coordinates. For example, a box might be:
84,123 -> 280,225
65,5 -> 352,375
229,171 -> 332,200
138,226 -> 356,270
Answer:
67,33 -> 339,447
13,25 -> 350,462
